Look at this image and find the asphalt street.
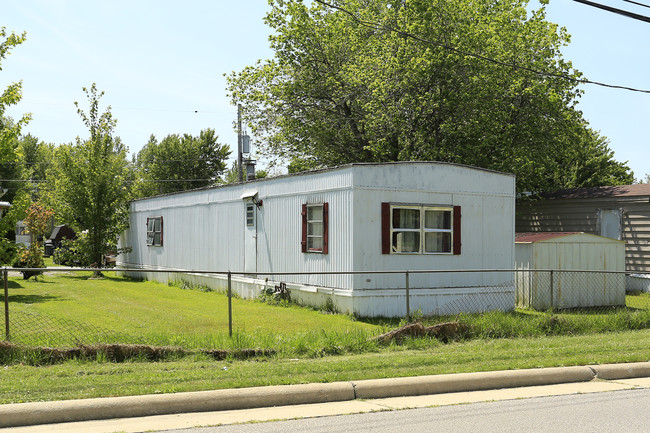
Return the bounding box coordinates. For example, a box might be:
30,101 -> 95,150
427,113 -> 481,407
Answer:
162,388 -> 650,433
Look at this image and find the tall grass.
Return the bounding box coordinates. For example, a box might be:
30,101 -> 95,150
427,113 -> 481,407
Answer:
3,272 -> 650,366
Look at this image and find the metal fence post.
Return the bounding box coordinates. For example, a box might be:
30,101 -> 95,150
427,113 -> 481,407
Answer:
228,271 -> 233,337
3,268 -> 9,341
405,271 -> 410,320
550,269 -> 554,310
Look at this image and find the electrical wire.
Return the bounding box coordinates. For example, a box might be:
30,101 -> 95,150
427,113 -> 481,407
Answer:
313,0 -> 650,94
573,0 -> 650,23
622,0 -> 650,10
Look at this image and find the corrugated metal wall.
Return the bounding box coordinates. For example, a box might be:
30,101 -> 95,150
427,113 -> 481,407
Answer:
350,164 -> 515,290
517,197 -> 650,272
120,163 -> 516,294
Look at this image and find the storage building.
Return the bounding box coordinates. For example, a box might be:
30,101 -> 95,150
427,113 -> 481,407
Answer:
515,232 -> 626,309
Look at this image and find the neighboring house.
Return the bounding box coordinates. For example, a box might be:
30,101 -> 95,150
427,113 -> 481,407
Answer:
15,220 -> 32,247
0,201 -> 10,219
516,184 -> 650,272
118,162 -> 516,317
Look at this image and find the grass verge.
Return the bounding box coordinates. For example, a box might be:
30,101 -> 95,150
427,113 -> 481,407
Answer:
1,329 -> 648,404
2,272 -> 649,404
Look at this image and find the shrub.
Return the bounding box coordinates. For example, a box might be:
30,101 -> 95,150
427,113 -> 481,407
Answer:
13,243 -> 45,280
53,236 -> 91,267
0,237 -> 17,265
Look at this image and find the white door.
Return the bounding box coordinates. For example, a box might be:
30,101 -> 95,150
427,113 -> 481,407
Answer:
599,209 -> 622,240
244,201 -> 257,273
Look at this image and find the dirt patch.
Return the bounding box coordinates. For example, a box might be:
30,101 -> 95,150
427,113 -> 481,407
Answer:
0,341 -> 277,364
371,321 -> 470,344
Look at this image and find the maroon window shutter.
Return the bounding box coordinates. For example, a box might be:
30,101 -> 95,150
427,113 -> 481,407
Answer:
322,202 -> 329,254
301,204 -> 307,253
381,202 -> 391,254
160,216 -> 163,246
453,205 -> 461,255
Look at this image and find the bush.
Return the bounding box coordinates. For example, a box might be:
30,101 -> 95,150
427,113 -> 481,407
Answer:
13,243 -> 45,279
0,238 -> 17,265
53,236 -> 91,267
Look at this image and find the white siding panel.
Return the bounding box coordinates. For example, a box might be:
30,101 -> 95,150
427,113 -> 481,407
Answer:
119,162 -> 517,315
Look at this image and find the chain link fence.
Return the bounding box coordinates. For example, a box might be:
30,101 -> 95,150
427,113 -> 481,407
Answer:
2,267 -> 649,349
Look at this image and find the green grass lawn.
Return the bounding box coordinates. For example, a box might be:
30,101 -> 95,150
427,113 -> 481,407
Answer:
1,329 -> 648,404
5,272 -> 379,350
1,271 -> 649,404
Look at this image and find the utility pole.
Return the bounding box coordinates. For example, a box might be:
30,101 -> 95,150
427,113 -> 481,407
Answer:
237,104 -> 243,183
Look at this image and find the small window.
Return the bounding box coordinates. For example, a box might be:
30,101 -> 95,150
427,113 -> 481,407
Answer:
301,202 -> 329,254
307,205 -> 324,251
385,204 -> 456,254
146,216 -> 163,246
246,203 -> 255,226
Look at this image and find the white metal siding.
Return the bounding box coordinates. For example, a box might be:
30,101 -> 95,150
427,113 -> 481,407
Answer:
120,163 -> 516,308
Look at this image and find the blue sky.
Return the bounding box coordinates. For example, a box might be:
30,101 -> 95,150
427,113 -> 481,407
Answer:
2,0 -> 649,180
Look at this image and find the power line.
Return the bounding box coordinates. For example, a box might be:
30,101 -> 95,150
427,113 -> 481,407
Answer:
623,0 -> 650,10
573,0 -> 650,23
313,0 -> 650,94
0,178 -> 222,184
2,157 -> 229,165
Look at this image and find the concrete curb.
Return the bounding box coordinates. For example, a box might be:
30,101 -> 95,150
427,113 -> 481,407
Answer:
1,362 -> 648,428
351,365 -> 596,399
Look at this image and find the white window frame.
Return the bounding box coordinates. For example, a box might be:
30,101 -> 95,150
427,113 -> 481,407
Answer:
245,202 -> 255,227
306,204 -> 324,252
146,216 -> 163,247
390,204 -> 453,254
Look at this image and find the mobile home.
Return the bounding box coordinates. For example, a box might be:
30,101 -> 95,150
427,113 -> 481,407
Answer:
119,162 -> 516,317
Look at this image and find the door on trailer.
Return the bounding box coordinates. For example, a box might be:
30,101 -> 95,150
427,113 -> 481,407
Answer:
244,200 -> 257,273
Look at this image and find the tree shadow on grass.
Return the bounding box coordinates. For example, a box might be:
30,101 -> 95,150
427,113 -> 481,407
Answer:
9,294 -> 63,304
63,273 -> 133,283
3,280 -> 23,289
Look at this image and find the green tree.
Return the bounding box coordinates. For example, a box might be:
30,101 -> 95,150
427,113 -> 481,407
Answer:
1,27 -> 31,203
49,84 -> 131,273
17,134 -> 53,184
227,0 -> 632,192
133,129 -> 230,198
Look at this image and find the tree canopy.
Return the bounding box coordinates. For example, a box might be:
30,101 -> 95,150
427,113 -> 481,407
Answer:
1,27 -> 31,204
133,129 -> 230,198
227,0 -> 633,192
48,84 -> 131,269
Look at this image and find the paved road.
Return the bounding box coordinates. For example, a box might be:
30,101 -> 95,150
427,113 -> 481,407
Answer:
163,388 -> 650,433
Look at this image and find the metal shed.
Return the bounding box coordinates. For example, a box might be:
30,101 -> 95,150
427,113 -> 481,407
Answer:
119,162 -> 516,317
515,232 -> 625,309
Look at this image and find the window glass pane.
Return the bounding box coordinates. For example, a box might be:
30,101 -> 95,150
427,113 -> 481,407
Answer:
153,233 -> 162,246
308,221 -> 323,236
392,231 -> 420,253
146,234 -> 154,245
246,204 -> 254,226
308,236 -> 323,250
307,205 -> 323,221
154,217 -> 161,232
425,232 -> 451,253
147,219 -> 155,231
424,209 -> 451,229
392,208 -> 419,229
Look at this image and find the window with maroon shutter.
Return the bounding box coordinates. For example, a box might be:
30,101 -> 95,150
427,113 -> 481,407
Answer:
301,203 -> 328,253
381,204 -> 459,255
